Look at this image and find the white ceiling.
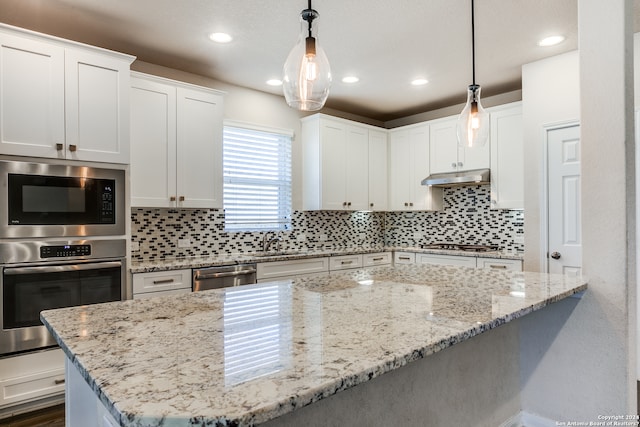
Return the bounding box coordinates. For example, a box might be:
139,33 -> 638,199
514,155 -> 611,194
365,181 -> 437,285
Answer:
0,0 -> 634,122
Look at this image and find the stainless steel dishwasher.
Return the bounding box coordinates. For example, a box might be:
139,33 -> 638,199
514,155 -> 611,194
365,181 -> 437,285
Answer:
192,264 -> 257,291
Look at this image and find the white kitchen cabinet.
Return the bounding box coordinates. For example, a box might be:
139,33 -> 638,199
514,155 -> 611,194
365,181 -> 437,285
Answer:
0,348 -> 65,411
393,252 -> 416,264
302,114 -> 371,211
0,25 -> 133,164
367,130 -> 388,211
363,252 -> 392,267
477,257 -> 523,271
429,115 -> 490,174
329,254 -> 363,271
489,103 -> 524,210
388,124 -> 443,211
130,72 -> 224,208
416,253 -> 477,268
132,269 -> 192,299
257,257 -> 330,282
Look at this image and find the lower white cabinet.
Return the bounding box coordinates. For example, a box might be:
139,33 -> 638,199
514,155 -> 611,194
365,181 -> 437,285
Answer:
363,252 -> 392,267
476,257 -> 523,271
416,253 -> 477,268
132,269 -> 192,299
257,258 -> 330,283
394,252 -> 416,264
0,348 -> 65,412
330,254 -> 363,271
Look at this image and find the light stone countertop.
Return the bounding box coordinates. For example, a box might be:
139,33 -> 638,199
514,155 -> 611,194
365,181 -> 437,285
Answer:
130,246 -> 523,273
41,264 -> 584,427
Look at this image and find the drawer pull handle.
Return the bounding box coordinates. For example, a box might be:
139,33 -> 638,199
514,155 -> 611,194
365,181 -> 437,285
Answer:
489,265 -> 507,269
399,257 -> 410,260
69,144 -> 77,152
54,379 -> 66,385
153,279 -> 175,285
372,257 -> 384,261
341,260 -> 353,265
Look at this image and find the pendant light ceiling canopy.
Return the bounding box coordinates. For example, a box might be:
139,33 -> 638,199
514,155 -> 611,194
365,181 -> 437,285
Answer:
456,0 -> 490,149
282,0 -> 332,111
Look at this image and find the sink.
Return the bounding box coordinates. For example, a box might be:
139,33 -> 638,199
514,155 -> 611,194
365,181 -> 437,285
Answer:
251,251 -> 302,257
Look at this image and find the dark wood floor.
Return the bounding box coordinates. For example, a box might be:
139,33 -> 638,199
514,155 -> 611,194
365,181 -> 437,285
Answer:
0,404 -> 64,427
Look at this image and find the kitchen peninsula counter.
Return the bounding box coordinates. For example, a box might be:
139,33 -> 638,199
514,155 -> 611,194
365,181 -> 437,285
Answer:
41,264 -> 585,427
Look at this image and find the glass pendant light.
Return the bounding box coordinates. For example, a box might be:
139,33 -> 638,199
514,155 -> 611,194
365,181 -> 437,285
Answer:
456,0 -> 489,148
282,0 -> 331,111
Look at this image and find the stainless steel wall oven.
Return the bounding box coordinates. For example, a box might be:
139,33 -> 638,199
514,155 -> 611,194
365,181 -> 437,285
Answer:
0,239 -> 125,356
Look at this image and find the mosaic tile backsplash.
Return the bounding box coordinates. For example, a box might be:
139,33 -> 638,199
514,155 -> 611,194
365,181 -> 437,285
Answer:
131,185 -> 524,261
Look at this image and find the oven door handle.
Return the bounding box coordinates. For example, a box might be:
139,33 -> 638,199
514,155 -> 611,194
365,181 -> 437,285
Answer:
3,261 -> 122,275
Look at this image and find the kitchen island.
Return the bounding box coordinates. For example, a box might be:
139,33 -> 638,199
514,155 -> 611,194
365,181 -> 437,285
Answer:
41,264 -> 586,427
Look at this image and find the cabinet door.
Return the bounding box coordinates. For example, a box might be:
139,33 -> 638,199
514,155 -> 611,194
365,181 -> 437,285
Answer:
429,118 -> 459,173
319,120 -> 347,210
65,49 -> 130,163
368,129 -> 388,211
345,125 -> 369,210
176,87 -> 223,208
0,34 -> 65,158
490,104 -> 523,209
410,125 -> 442,211
130,77 -> 177,207
460,138 -> 490,171
388,130 -> 412,210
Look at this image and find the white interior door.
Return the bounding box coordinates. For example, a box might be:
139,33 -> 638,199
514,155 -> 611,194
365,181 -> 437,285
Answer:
547,124 -> 581,276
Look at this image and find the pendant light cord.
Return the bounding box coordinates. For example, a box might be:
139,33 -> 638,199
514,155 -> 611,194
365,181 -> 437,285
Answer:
307,0 -> 313,38
471,0 -> 476,85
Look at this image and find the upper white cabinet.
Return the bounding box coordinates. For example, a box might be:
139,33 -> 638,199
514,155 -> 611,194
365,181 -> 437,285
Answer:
429,115 -> 490,174
130,72 -> 224,208
388,123 -> 443,211
489,102 -> 523,209
367,129 -> 388,211
0,25 -> 134,164
302,114 -> 385,211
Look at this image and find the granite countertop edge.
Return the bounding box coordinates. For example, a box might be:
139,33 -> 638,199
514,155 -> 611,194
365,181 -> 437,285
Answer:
130,247 -> 523,273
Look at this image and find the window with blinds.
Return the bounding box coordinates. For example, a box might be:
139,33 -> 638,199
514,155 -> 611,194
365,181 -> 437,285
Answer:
223,125 -> 292,231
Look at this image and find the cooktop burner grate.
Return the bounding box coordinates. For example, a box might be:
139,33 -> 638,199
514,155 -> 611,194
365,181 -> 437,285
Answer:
420,243 -> 500,252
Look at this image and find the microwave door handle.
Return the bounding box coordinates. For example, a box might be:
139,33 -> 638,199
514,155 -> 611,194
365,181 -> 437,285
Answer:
4,261 -> 122,276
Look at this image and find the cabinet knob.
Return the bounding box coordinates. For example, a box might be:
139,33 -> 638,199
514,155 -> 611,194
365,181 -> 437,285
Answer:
451,162 -> 457,168
343,202 -> 347,207
491,199 -> 497,204
370,203 -> 374,207
458,161 -> 463,167
179,196 -> 185,202
409,202 -> 413,207
69,144 -> 77,152
56,143 -> 64,151
347,202 -> 351,207
404,202 -> 408,207
170,196 -> 176,202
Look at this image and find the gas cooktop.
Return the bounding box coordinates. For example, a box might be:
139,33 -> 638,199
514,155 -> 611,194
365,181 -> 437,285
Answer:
420,243 -> 500,252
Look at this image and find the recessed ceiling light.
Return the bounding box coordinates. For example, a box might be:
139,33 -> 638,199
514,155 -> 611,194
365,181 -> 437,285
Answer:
342,76 -> 359,83
537,35 -> 565,47
266,79 -> 283,86
411,78 -> 429,86
209,32 -> 233,43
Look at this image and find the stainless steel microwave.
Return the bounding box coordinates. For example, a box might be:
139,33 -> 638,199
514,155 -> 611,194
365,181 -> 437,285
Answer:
0,160 -> 125,238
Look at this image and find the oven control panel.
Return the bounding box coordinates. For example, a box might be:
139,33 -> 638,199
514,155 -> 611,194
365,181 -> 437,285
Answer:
40,244 -> 92,258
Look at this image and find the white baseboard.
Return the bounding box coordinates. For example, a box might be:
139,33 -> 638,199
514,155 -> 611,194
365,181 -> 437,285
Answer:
500,411 -> 558,427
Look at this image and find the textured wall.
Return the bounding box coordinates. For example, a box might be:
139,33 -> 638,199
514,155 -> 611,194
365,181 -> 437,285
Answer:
131,185 -> 524,261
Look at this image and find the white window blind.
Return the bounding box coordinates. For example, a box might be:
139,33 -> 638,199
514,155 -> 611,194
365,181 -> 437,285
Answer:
223,125 -> 292,231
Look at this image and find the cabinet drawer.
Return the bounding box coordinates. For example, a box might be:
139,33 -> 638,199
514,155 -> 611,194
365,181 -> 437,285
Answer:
132,269 -> 192,295
257,258 -> 329,281
477,258 -> 523,271
330,254 -> 363,271
394,252 -> 415,264
416,253 -> 476,268
133,288 -> 192,300
363,252 -> 392,267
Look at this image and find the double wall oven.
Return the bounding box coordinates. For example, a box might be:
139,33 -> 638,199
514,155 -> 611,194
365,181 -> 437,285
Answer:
0,160 -> 126,356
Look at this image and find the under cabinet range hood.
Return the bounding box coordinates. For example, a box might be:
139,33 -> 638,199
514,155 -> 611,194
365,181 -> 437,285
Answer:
421,168 -> 490,187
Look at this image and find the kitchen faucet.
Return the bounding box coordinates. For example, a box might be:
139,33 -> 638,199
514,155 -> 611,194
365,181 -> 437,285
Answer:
262,231 -> 283,252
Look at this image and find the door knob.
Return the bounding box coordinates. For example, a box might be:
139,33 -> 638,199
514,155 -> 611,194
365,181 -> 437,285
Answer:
550,251 -> 561,260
